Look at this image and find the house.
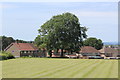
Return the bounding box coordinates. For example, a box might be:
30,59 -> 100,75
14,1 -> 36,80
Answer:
79,46 -> 101,59
99,47 -> 118,58
51,49 -> 66,57
4,43 -> 46,58
50,46 -> 101,59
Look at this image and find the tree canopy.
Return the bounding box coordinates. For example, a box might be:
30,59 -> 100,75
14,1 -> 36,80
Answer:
35,12 -> 87,56
83,37 -> 103,50
1,36 -> 15,51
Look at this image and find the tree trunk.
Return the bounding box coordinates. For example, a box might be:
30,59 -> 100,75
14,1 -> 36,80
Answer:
56,48 -> 59,54
71,50 -> 73,54
61,49 -> 64,57
49,50 -> 52,58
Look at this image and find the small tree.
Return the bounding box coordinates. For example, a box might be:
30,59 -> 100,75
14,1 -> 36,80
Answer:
83,37 -> 103,50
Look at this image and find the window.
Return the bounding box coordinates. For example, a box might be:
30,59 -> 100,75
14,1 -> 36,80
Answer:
22,51 -> 24,53
24,51 -> 27,53
33,51 -> 35,53
37,50 -> 39,52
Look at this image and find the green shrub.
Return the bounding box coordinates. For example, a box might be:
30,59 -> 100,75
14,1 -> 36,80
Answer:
0,54 -> 7,60
5,52 -> 15,59
0,51 -> 15,60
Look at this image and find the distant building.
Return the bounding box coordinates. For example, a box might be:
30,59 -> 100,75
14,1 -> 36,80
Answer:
50,46 -> 101,59
51,49 -> 66,57
4,43 -> 46,58
79,46 -> 101,59
99,47 -> 118,57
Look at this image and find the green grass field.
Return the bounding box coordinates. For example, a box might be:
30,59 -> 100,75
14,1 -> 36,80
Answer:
0,61 -> 2,79
2,58 -> 118,78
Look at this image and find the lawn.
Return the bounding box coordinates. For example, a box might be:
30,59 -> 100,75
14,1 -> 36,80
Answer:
0,61 -> 2,79
2,58 -> 118,78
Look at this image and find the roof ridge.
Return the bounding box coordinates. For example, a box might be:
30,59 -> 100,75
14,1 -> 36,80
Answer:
4,43 -> 14,51
80,46 -> 99,53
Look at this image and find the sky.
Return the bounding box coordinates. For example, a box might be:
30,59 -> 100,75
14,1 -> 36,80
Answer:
0,2 -> 118,42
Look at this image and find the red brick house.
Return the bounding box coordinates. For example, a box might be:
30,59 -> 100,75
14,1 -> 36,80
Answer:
79,46 -> 101,59
4,43 -> 44,58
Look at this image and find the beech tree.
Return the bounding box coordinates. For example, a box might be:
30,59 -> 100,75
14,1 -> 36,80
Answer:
35,12 -> 87,57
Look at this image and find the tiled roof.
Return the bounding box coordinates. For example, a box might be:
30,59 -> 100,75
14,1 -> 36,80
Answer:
80,46 -> 100,53
99,47 -> 118,54
5,43 -> 38,51
15,43 -> 38,51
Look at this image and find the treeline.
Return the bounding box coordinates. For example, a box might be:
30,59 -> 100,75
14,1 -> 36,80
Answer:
0,36 -> 34,51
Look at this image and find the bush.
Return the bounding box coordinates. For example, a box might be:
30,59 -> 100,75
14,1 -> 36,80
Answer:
0,54 -> 7,60
5,52 -> 15,59
0,51 -> 15,60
